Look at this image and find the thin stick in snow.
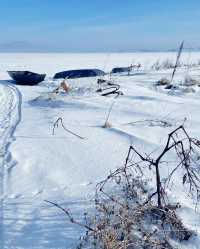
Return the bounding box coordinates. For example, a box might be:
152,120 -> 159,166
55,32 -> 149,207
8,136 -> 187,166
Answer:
171,41 -> 184,84
44,200 -> 95,232
105,101 -> 115,125
52,117 -> 84,139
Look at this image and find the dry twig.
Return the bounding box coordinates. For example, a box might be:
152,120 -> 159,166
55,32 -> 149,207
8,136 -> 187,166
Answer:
52,117 -> 84,139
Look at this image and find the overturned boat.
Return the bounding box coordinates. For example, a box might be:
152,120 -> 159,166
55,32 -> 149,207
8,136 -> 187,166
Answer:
111,67 -> 130,74
53,69 -> 105,79
8,71 -> 46,85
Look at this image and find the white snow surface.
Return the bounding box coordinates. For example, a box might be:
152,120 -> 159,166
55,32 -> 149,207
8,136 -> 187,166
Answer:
0,52 -> 200,248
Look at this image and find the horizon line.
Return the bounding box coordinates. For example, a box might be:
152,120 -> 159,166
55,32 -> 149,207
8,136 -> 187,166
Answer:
0,48 -> 200,54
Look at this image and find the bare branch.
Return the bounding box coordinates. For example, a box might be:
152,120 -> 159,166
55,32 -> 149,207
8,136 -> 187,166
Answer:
52,117 -> 84,139
44,200 -> 96,232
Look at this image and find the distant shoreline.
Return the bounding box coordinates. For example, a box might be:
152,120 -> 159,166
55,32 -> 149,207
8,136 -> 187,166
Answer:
0,50 -> 200,54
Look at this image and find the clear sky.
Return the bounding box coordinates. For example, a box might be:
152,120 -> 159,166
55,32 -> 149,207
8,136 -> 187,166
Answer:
0,0 -> 199,52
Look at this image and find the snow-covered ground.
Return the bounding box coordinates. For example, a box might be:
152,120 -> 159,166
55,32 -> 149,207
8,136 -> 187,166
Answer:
0,52 -> 200,248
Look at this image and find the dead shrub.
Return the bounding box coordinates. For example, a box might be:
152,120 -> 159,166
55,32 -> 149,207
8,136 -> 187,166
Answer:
46,126 -> 199,249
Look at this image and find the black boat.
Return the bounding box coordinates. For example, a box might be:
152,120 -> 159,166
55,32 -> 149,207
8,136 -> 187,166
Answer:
111,67 -> 130,74
8,71 -> 46,85
53,69 -> 105,79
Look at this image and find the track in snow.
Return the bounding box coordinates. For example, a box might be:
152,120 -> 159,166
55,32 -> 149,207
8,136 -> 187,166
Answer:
0,83 -> 22,249
0,83 -> 22,198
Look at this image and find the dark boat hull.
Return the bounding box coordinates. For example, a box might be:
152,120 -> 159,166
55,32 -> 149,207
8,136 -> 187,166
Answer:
8,71 -> 46,85
53,69 -> 105,79
111,67 -> 130,74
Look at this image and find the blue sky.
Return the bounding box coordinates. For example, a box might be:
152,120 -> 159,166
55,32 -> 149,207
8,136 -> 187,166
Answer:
0,0 -> 199,52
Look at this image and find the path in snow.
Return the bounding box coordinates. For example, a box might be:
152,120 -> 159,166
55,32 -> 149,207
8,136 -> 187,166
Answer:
0,83 -> 21,197
0,82 -> 21,249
